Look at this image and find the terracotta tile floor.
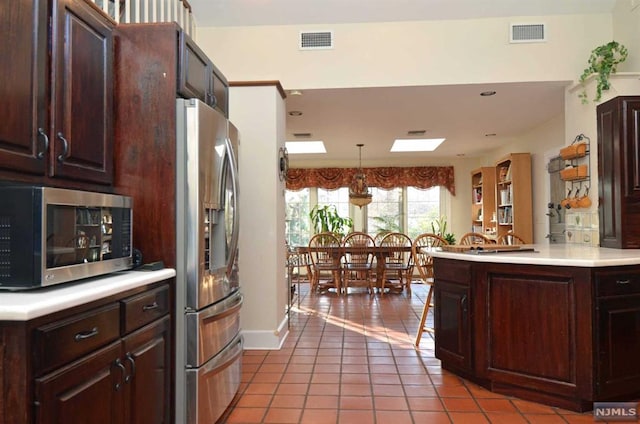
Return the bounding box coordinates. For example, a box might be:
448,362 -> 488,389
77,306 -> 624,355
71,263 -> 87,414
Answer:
218,283 -> 604,424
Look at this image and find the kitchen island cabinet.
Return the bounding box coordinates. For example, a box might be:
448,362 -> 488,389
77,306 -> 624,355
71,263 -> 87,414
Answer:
0,269 -> 175,424
0,0 -> 115,189
430,245 -> 640,412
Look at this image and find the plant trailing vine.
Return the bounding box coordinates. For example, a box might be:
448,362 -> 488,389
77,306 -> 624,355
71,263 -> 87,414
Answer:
578,41 -> 628,104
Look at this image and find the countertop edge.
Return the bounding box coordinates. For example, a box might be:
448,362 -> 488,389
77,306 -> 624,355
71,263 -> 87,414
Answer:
429,245 -> 640,267
0,268 -> 176,321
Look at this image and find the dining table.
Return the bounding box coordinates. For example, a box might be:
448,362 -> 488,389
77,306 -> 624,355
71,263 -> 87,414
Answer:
293,244 -> 413,292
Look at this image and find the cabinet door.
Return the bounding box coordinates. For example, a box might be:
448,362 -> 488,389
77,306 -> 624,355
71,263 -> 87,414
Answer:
434,280 -> 472,371
50,0 -> 114,185
597,295 -> 640,397
0,0 -> 48,175
211,66 -> 229,117
35,342 -> 123,424
598,97 -> 640,248
178,31 -> 213,106
122,316 -> 171,424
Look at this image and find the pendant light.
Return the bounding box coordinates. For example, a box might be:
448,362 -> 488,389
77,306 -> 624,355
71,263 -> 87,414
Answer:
349,143 -> 372,208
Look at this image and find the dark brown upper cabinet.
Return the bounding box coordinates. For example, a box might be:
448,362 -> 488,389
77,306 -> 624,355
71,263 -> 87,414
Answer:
0,0 -> 114,188
597,96 -> 640,248
178,30 -> 229,118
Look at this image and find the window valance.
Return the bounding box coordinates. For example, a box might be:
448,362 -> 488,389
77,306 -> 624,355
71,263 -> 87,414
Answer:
286,166 -> 455,195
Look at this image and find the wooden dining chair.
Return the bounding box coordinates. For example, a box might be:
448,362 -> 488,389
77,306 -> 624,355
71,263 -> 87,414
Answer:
412,233 -> 449,347
342,232 -> 376,294
373,231 -> 391,246
459,232 -> 495,245
497,232 -> 527,245
308,232 -> 343,295
378,232 -> 413,295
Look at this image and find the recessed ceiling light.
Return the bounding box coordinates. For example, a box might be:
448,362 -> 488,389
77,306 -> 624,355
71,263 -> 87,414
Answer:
289,90 -> 303,96
390,138 -> 445,152
288,110 -> 303,116
285,141 -> 326,154
480,91 -> 496,96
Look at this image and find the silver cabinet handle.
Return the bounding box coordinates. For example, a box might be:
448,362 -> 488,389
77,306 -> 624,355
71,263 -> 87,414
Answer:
616,279 -> 631,285
56,132 -> 69,162
37,128 -> 49,159
74,327 -> 99,341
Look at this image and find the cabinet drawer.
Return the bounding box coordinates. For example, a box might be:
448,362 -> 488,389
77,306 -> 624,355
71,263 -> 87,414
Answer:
34,303 -> 120,374
434,258 -> 472,285
122,284 -> 170,333
596,268 -> 640,297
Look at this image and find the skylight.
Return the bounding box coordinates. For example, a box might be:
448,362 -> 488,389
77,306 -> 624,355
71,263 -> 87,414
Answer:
390,138 -> 445,152
285,141 -> 327,154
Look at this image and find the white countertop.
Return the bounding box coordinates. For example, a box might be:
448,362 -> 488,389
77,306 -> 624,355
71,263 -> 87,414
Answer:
429,244 -> 640,267
0,268 -> 176,321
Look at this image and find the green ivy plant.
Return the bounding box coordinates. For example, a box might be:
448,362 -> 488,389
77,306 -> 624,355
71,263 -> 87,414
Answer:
578,41 -> 628,104
309,205 -> 353,238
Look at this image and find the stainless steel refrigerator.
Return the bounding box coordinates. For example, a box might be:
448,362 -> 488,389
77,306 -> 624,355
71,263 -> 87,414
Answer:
174,98 -> 242,424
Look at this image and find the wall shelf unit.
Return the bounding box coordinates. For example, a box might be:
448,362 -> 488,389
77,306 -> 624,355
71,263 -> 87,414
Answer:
495,153 -> 533,243
470,167 -> 496,237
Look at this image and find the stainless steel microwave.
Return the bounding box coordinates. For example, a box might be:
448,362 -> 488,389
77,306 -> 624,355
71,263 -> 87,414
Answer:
0,186 -> 133,290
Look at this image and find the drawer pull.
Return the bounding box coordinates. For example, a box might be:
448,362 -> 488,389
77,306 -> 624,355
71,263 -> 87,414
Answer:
142,302 -> 159,311
616,279 -> 631,285
74,327 -> 99,342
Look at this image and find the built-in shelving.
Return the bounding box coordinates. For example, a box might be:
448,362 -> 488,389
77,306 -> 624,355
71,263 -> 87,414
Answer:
495,153 -> 533,243
470,167 -> 496,236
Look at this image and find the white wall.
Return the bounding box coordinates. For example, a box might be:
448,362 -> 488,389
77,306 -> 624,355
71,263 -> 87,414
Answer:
613,0 -> 640,71
197,14 -> 611,90
229,84 -> 289,349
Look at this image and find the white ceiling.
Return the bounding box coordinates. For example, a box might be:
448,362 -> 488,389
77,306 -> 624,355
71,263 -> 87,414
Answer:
188,0 -> 616,164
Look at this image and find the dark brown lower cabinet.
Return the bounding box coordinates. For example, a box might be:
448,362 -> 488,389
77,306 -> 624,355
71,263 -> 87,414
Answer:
596,295 -> 640,397
434,259 -> 640,412
35,317 -> 170,424
0,279 -> 172,424
35,342 -> 122,424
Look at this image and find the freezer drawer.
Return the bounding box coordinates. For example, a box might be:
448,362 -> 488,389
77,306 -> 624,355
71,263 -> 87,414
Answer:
186,291 -> 242,367
186,334 -> 243,424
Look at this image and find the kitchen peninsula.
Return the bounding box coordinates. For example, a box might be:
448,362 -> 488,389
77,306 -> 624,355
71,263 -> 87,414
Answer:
430,245 -> 640,412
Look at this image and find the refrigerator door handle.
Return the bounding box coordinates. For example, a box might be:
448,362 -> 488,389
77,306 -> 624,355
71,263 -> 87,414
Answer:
225,136 -> 240,275
200,292 -> 243,322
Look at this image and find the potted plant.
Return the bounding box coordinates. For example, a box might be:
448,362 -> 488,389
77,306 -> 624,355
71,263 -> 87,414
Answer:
578,41 -> 628,104
309,205 -> 353,239
431,216 -> 456,245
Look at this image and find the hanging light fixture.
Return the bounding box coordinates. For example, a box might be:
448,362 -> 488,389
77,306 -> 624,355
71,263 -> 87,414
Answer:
349,143 -> 372,208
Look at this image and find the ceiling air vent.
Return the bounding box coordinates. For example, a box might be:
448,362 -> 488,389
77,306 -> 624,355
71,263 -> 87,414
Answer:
293,132 -> 312,138
407,130 -> 426,136
299,31 -> 333,50
510,23 -> 546,43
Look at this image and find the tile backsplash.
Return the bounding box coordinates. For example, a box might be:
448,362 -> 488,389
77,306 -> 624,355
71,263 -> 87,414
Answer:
565,211 -> 599,246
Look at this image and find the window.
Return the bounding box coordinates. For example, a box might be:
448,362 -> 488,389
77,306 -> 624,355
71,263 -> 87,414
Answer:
285,185 -> 442,245
285,189 -> 310,246
317,187 -> 349,218
367,187 -> 402,236
406,186 -> 440,239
